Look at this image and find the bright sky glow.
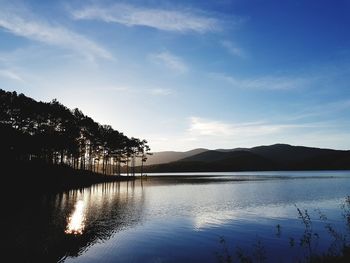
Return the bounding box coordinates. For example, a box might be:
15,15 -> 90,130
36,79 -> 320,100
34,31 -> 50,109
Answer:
0,0 -> 349,151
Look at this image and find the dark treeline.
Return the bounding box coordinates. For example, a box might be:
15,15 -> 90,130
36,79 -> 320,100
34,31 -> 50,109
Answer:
0,89 -> 151,176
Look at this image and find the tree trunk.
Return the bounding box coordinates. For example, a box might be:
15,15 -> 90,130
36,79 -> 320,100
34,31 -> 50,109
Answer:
141,159 -> 144,177
126,158 -> 129,176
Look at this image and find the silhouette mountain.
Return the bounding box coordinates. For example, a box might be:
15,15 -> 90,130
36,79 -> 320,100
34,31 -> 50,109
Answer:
144,144 -> 350,172
138,148 -> 207,165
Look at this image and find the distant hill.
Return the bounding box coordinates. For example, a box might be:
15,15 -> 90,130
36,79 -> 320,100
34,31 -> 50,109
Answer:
248,144 -> 342,164
143,144 -> 350,172
138,148 -> 207,166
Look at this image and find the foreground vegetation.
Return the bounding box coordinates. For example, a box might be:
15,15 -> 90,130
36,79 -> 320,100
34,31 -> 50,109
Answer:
0,89 -> 151,177
216,197 -> 350,263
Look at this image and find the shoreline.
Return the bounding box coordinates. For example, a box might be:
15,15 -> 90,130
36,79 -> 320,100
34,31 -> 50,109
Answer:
3,160 -> 350,195
1,160 -> 136,196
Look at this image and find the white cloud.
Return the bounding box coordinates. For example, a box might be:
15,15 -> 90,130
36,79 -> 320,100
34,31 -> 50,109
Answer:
150,51 -> 188,73
71,3 -> 219,33
211,72 -> 310,90
0,69 -> 23,82
221,40 -> 245,58
0,6 -> 112,61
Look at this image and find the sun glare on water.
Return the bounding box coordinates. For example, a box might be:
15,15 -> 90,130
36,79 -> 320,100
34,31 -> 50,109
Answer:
65,200 -> 86,235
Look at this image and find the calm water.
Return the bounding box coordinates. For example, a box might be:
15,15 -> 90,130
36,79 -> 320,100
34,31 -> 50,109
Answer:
4,171 -> 350,262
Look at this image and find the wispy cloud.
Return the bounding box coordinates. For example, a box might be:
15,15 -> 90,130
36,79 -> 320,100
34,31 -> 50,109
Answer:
189,117 -> 234,136
71,3 -> 220,33
0,69 -> 23,82
221,40 -> 245,58
286,99 -> 350,121
211,72 -> 311,90
188,117 -> 302,137
87,85 -> 173,96
148,116 -> 350,151
150,51 -> 188,73
0,5 -> 112,61
149,88 -> 172,96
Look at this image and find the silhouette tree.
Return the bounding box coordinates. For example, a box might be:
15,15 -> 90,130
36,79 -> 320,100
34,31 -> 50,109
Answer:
0,89 -> 151,176
139,139 -> 152,176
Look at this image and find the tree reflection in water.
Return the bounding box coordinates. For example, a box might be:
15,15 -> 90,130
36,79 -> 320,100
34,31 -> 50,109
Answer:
3,180 -> 145,263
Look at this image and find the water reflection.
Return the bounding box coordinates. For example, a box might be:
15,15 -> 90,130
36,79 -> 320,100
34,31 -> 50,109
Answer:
4,172 -> 350,263
65,200 -> 85,235
193,210 -> 237,229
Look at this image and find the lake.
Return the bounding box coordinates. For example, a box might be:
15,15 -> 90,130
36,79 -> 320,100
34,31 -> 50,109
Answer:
4,171 -> 350,262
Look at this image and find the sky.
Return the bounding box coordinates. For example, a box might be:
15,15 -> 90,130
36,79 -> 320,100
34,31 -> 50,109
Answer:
0,0 -> 350,152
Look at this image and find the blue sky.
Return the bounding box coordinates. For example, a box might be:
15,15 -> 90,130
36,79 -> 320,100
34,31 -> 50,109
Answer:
0,0 -> 350,151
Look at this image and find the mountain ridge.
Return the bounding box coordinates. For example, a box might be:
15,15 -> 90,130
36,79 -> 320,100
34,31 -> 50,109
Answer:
143,144 -> 350,172
137,148 -> 208,166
